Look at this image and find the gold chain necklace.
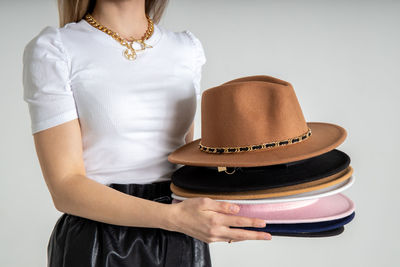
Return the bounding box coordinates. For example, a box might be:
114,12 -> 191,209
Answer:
83,13 -> 154,61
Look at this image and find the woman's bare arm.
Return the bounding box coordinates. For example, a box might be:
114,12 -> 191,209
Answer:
34,119 -> 271,242
34,118 -> 174,229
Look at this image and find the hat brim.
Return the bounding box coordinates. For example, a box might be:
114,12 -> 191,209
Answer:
234,212 -> 355,233
170,166 -> 353,200
171,149 -> 350,192
172,193 -> 355,224
171,175 -> 355,204
232,193 -> 355,224
271,226 -> 345,238
168,122 -> 346,167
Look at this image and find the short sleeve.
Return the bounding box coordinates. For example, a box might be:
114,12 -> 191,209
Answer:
22,26 -> 78,135
183,30 -> 206,101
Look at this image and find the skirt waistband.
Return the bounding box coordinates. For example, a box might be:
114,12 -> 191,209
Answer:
107,180 -> 172,204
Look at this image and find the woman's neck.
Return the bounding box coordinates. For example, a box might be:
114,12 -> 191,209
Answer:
91,0 -> 148,40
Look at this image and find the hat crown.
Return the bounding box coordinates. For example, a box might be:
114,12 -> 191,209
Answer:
201,75 -> 308,148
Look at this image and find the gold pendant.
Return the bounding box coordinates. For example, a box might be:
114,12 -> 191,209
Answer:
126,37 -> 153,51
124,48 -> 136,60
122,40 -> 153,60
134,40 -> 153,52
123,43 -> 137,60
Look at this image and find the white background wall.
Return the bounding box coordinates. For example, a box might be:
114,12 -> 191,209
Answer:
1,0 -> 399,266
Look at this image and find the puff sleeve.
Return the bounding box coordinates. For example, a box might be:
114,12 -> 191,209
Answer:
22,26 -> 78,135
183,30 -> 207,101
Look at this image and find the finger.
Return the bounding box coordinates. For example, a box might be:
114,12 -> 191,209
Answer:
199,198 -> 241,214
221,227 -> 272,241
221,214 -> 267,228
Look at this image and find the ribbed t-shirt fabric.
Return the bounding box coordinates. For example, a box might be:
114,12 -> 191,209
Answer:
22,19 -> 206,185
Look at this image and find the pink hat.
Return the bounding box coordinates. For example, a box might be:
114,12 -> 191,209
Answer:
234,193 -> 354,223
172,193 -> 354,224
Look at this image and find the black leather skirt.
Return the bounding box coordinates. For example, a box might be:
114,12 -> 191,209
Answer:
47,180 -> 212,267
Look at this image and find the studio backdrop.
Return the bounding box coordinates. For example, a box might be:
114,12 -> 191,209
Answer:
1,0 -> 399,266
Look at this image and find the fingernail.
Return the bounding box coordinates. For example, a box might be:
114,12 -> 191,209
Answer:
257,220 -> 267,227
257,221 -> 267,227
230,205 -> 240,213
265,233 -> 272,240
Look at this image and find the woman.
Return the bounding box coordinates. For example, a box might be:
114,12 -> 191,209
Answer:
22,0 -> 272,266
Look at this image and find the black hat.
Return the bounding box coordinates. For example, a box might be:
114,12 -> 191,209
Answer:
171,149 -> 350,192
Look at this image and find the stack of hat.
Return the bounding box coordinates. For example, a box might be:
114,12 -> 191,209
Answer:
167,75 -> 355,237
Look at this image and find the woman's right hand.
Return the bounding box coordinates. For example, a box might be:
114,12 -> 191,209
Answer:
166,197 -> 272,243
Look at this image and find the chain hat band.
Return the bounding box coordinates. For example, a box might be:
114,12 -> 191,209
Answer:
199,128 -> 312,154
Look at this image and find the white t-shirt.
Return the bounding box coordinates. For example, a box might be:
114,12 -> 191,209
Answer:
22,19 -> 206,185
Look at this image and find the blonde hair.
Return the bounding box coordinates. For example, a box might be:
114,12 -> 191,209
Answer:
57,0 -> 169,27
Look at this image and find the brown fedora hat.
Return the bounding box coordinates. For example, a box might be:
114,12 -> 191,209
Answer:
168,75 -> 347,167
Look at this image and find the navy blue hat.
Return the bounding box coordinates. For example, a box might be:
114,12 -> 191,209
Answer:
231,212 -> 355,234
272,226 -> 345,238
